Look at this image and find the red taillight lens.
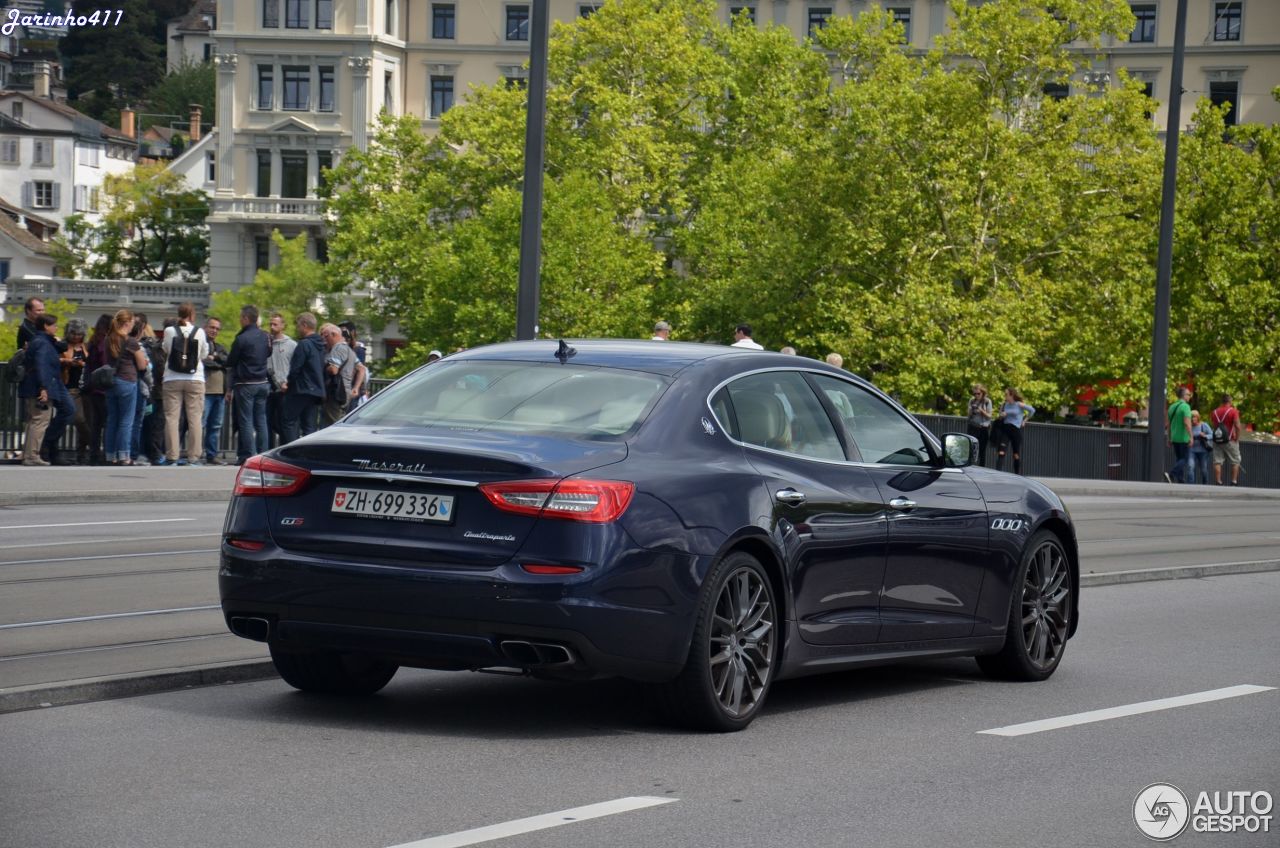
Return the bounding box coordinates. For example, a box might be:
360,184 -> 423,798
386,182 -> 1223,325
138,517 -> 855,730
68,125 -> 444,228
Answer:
521,564 -> 585,575
479,479 -> 635,523
233,455 -> 311,497
227,538 -> 266,551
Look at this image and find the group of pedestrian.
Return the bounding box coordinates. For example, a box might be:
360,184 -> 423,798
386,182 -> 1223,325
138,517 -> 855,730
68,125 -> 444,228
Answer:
1166,388 -> 1243,485
966,384 -> 1036,474
14,297 -> 368,466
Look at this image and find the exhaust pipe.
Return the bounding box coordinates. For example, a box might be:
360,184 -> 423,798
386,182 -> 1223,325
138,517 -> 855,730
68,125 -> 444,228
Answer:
499,640 -> 575,666
229,616 -> 271,642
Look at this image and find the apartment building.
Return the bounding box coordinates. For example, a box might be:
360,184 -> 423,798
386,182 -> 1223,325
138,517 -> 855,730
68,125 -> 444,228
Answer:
205,1 -> 1278,298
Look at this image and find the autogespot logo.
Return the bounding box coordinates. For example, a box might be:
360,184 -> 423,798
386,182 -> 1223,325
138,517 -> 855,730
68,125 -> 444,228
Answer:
1134,783 -> 1190,841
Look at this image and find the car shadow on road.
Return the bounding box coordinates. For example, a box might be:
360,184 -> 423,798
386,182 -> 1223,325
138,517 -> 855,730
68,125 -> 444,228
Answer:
164,656 -> 986,739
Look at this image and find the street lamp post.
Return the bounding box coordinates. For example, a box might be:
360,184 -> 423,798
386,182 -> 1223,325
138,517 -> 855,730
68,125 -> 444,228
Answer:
515,0 -> 550,341
1146,0 -> 1189,482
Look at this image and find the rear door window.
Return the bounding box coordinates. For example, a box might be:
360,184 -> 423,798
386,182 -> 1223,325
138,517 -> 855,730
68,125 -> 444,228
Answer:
723,372 -> 844,461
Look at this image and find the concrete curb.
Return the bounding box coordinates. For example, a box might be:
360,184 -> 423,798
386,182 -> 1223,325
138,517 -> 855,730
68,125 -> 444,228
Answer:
1081,559 -> 1280,587
1040,482 -> 1280,501
6,564 -> 1279,715
0,659 -> 277,715
0,490 -> 232,507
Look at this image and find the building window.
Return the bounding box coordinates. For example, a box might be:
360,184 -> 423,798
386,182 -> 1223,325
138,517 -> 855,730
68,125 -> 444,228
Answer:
1213,1 -> 1241,41
203,43 -> 214,61
285,0 -> 309,28
888,6 -> 911,43
256,150 -> 271,196
11,102 -> 22,122
430,75 -> 454,118
257,65 -> 274,109
432,3 -> 455,38
73,184 -> 100,212
729,5 -> 755,25
579,3 -> 602,16
1044,82 -> 1070,101
281,151 -> 307,198
78,144 -> 101,167
317,149 -> 333,178
384,70 -> 395,114
254,236 -> 271,270
31,181 -> 57,209
1209,79 -> 1239,125
0,259 -> 10,284
386,0 -> 396,35
318,66 -> 335,112
206,151 -> 216,183
1129,4 -> 1156,43
506,4 -> 530,41
314,237 -> 328,263
808,7 -> 832,37
0,138 -> 18,163
263,0 -> 279,27
315,0 -> 332,29
283,66 -> 310,110
33,139 -> 53,165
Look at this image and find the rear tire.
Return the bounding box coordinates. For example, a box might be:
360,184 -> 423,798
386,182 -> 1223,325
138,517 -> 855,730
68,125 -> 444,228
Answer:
977,530 -> 1072,681
654,551 -> 778,732
269,643 -> 399,695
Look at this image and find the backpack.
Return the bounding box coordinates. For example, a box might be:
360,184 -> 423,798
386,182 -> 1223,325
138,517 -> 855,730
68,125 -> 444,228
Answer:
5,347 -> 24,383
1211,410 -> 1231,445
167,326 -> 199,374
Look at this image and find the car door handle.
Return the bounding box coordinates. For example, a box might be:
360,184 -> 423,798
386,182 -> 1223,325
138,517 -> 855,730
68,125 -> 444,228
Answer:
889,497 -> 916,511
775,488 -> 807,506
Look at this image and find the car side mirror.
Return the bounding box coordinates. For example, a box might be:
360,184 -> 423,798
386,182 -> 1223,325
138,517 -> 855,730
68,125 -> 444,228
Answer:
943,433 -> 978,468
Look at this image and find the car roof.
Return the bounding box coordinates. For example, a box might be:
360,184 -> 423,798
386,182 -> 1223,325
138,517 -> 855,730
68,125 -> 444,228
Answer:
444,339 -> 806,377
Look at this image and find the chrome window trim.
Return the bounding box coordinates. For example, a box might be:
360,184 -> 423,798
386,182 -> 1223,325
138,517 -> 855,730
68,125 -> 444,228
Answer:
308,469 -> 479,488
703,366 -> 962,473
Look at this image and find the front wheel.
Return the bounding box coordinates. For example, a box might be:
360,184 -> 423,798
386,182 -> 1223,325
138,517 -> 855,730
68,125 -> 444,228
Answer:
977,530 -> 1072,681
655,551 -> 778,732
269,643 -> 399,695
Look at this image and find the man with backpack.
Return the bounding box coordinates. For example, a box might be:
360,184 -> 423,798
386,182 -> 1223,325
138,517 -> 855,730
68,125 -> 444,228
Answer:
161,303 -> 209,466
1210,393 -> 1243,486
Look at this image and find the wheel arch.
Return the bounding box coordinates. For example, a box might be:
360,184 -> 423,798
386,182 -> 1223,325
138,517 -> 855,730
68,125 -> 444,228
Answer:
1034,515 -> 1080,638
715,532 -> 790,647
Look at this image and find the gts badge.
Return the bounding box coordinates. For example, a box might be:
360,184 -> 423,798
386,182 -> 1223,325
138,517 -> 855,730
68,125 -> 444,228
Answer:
280,517 -> 305,527
991,518 -> 1024,532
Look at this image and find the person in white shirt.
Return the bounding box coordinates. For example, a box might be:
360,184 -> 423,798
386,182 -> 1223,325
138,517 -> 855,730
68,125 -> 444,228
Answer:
730,323 -> 764,350
161,302 -> 210,466
651,320 -> 671,341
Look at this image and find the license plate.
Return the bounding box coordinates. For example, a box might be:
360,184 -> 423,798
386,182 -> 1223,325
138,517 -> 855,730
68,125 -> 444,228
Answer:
331,487 -> 455,523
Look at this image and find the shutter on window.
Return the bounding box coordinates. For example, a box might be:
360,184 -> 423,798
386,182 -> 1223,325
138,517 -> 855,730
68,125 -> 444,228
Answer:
51,183 -> 61,209
22,181 -> 32,208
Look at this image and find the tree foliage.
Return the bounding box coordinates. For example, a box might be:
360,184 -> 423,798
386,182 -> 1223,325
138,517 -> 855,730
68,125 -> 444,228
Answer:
141,60 -> 216,134
208,231 -> 343,330
52,163 -> 209,282
323,0 -> 1279,425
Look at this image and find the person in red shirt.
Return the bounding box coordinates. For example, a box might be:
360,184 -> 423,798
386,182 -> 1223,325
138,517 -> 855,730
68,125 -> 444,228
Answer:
1210,393 -> 1243,486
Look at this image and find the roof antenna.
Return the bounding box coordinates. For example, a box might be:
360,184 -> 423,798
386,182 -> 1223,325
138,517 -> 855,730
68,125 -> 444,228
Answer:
555,339 -> 576,362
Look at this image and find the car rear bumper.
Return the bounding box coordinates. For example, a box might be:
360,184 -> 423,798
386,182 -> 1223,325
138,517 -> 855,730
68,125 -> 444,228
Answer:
219,545 -> 702,682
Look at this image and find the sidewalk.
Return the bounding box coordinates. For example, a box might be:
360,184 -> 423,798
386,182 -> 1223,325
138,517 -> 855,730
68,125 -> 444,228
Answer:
0,465 -> 1276,507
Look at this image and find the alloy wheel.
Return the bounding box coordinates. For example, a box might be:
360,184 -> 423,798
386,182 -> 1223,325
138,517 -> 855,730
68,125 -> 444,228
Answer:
1021,540 -> 1070,670
708,567 -> 776,717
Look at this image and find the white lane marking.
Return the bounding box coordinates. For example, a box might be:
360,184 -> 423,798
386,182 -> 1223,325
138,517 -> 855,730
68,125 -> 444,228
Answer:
387,796 -> 679,848
979,684 -> 1277,737
0,549 -> 219,566
0,605 -> 221,630
0,533 -> 221,551
0,518 -> 198,531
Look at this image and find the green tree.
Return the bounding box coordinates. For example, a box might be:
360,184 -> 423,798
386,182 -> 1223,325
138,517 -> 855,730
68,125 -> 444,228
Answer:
208,231 -> 341,330
1,299 -> 80,356
60,0 -> 172,124
141,60 -> 215,134
52,163 -> 209,281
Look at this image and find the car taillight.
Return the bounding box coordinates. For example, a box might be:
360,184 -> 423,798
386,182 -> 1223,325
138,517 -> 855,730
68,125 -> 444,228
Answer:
479,479 -> 635,523
233,456 -> 311,497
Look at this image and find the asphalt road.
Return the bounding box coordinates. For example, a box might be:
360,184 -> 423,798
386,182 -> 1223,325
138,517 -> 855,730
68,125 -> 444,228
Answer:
2,493 -> 1279,693
0,571 -> 1275,848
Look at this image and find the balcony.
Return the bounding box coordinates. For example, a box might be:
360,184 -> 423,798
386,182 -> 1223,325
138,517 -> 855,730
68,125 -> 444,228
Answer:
209,196 -> 324,221
2,277 -> 210,311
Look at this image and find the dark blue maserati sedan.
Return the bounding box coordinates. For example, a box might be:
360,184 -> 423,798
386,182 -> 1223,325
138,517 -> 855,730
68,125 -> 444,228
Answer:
220,340 -> 1078,731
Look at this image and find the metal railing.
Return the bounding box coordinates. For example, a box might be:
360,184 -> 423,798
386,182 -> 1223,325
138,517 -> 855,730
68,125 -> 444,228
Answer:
209,197 -> 324,219
4,380 -> 1277,486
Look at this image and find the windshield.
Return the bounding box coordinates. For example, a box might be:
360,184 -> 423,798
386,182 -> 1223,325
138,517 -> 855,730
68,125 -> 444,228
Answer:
346,360 -> 670,439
